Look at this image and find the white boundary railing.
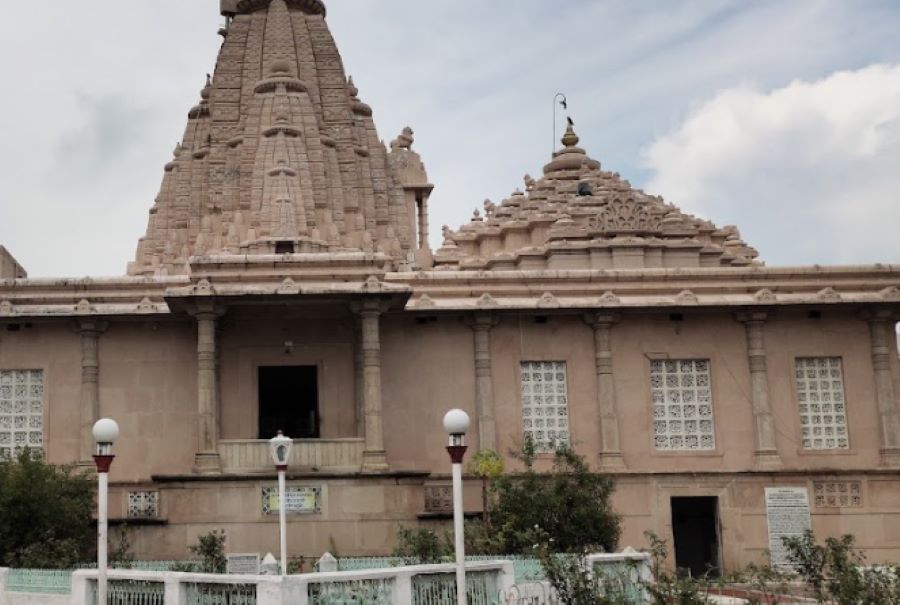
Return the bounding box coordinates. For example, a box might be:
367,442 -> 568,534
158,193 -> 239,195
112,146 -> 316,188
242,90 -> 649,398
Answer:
68,561 -> 514,605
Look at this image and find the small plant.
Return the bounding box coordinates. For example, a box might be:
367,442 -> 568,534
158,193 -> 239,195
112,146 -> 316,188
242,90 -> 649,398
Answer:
287,556 -> 308,574
392,526 -> 452,564
109,526 -> 135,569
187,529 -> 227,574
641,531 -> 710,605
783,530 -> 900,604
467,449 -> 504,525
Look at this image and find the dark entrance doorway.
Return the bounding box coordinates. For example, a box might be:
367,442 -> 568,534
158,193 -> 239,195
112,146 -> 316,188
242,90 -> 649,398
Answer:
258,366 -> 319,439
671,496 -> 722,578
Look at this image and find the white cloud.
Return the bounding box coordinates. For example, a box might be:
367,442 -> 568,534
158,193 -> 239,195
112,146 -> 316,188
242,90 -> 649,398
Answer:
642,64 -> 900,266
2,1 -> 900,275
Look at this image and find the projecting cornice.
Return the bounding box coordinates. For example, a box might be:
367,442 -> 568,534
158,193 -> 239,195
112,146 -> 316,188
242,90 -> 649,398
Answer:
1,265 -> 898,318
387,265 -> 900,312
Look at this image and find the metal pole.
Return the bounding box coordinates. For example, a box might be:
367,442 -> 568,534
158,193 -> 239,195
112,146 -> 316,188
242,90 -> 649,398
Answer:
553,93 -> 567,155
278,468 -> 287,575
98,470 -> 108,605
452,460 -> 465,605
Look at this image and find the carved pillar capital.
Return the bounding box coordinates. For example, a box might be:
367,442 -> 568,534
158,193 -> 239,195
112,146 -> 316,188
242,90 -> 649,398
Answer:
72,319 -> 110,335
185,300 -> 227,320
465,311 -> 500,331
583,312 -> 620,329
734,310 -> 770,325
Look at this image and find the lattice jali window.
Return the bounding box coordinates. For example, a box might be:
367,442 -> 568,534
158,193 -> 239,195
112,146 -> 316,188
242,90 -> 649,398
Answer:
814,481 -> 861,508
650,360 -> 715,451
424,485 -> 453,514
520,361 -> 569,452
0,370 -> 44,460
795,358 -> 849,450
127,491 -> 159,519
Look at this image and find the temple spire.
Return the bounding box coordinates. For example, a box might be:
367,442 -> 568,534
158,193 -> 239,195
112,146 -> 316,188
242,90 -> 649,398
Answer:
129,0 -> 431,275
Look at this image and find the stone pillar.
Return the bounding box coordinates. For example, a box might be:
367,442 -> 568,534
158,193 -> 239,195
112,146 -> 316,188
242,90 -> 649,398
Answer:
192,303 -> 224,473
866,311 -> 900,466
76,320 -> 108,465
469,312 -> 498,451
358,299 -> 388,471
354,316 -> 365,438
586,313 -> 625,470
737,311 -> 781,469
417,193 -> 430,251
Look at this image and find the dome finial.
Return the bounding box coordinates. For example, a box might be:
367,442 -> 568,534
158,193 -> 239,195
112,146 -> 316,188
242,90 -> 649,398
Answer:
561,116 -> 579,148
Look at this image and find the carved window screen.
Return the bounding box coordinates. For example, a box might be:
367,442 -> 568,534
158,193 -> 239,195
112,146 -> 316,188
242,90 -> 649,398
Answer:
795,357 -> 849,450
650,360 -> 715,451
520,361 -> 569,452
127,491 -> 159,519
813,481 -> 861,508
0,370 -> 43,460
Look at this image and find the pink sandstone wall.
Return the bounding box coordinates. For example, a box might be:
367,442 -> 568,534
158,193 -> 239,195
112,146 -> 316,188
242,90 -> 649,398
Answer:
97,321 -> 197,481
381,313 -> 478,470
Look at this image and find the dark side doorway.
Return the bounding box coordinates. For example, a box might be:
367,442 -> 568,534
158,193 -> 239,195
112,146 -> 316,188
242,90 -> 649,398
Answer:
671,496 -> 722,578
258,366 -> 319,439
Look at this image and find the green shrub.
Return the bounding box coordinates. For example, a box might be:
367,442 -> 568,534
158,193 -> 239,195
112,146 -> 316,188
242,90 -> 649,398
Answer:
0,449 -> 94,568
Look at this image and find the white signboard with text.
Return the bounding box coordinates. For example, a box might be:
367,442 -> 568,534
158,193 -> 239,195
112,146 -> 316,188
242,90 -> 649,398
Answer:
226,553 -> 260,575
765,487 -> 811,567
261,486 -> 322,515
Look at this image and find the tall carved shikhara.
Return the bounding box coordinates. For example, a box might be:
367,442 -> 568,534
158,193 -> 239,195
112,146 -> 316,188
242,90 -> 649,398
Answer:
129,0 -> 432,276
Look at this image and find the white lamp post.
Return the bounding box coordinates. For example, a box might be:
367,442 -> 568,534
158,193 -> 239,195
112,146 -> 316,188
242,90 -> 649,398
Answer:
443,409 -> 470,605
92,418 -> 119,605
268,430 -> 292,575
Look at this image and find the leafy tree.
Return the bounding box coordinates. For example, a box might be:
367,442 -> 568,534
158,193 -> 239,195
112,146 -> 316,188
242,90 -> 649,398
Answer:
0,450 -> 95,568
471,439 -> 620,555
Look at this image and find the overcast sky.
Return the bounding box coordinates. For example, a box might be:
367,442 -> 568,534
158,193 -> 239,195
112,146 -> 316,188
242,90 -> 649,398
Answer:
1,0 -> 899,278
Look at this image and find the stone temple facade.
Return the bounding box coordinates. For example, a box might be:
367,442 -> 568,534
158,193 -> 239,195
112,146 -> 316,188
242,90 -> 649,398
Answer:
1,0 -> 900,574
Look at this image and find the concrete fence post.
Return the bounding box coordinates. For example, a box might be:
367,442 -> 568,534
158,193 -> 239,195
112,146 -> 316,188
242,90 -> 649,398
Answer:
497,561 -> 516,595
256,579 -> 282,605
282,576 -> 308,605
163,574 -> 181,605
0,568 -> 9,605
70,571 -> 91,605
393,570 -> 413,605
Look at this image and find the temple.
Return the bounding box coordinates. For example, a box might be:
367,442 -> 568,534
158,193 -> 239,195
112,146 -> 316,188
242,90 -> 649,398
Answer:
1,0 -> 899,574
